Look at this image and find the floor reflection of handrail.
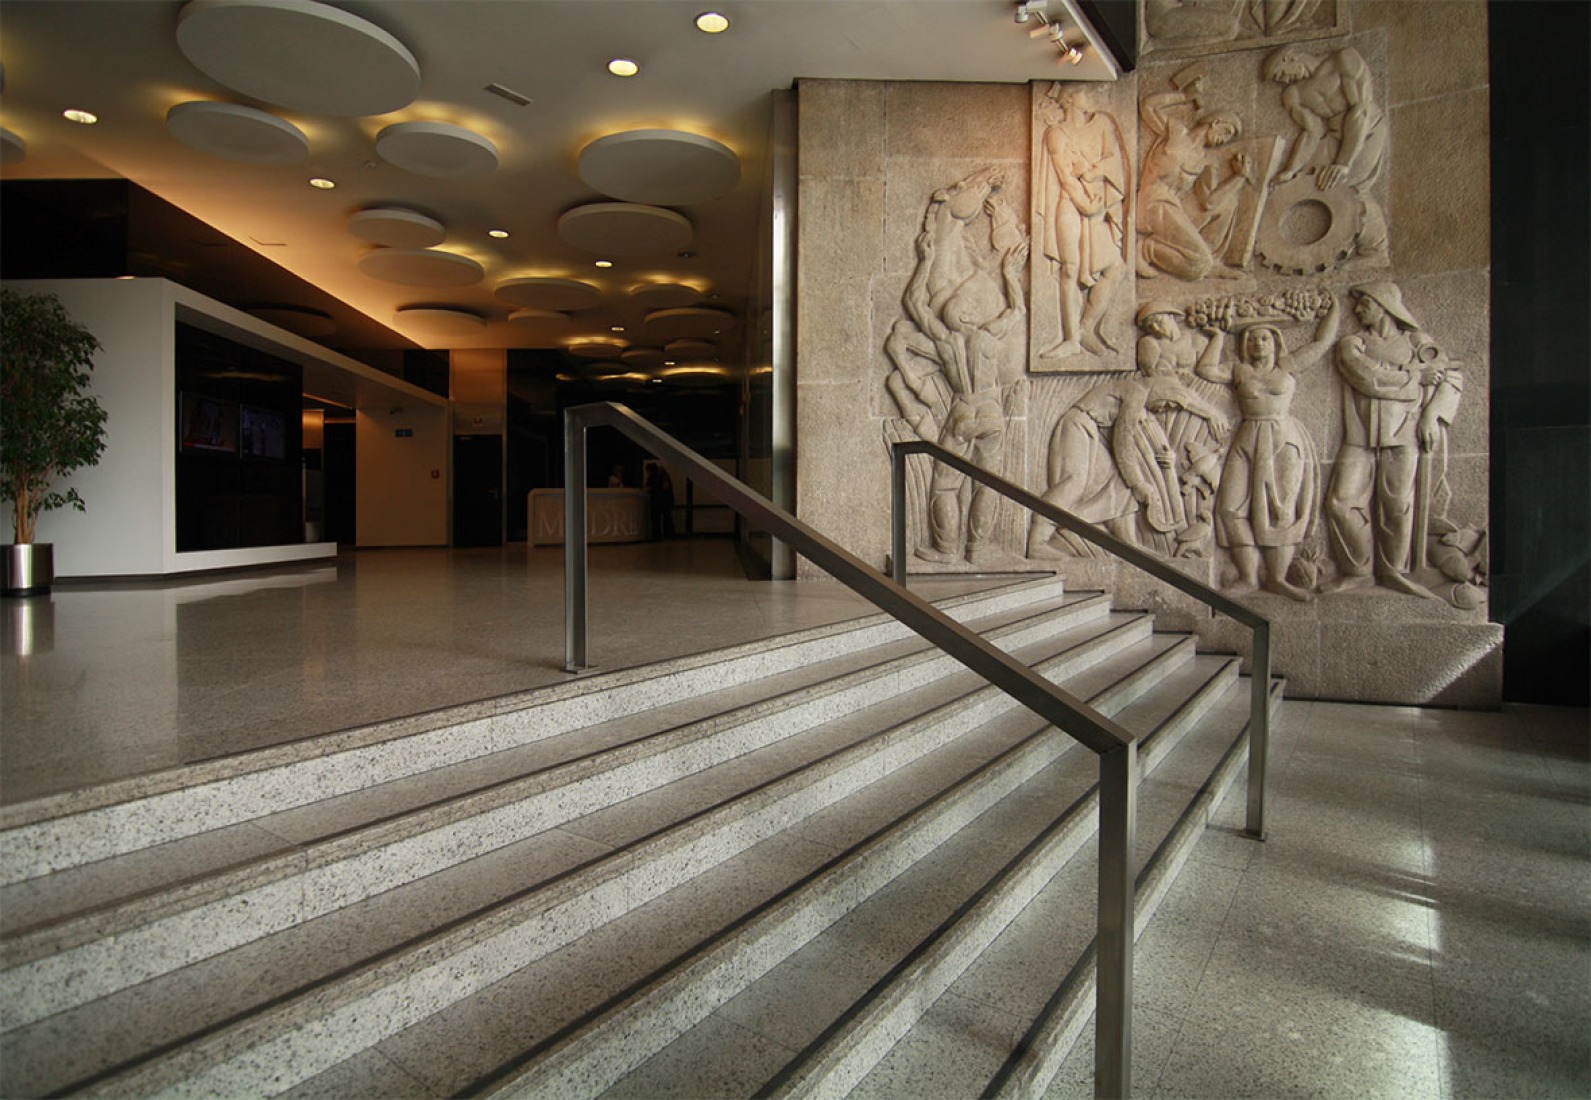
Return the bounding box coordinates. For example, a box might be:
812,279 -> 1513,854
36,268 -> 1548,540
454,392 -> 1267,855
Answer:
564,402 -> 1139,1098
888,438 -> 1273,843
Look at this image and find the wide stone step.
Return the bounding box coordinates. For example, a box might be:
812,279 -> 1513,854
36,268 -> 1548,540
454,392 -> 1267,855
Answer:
0,590 -> 1114,1036
2,607 -> 1176,1094
490,659 -> 1246,1100
0,576 -> 1073,885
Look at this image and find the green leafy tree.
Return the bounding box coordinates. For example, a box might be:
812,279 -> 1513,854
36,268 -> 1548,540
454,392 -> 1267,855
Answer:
1,289 -> 109,544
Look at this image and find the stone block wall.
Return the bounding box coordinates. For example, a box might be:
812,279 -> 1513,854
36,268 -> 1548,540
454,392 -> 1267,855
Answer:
795,0 -> 1499,705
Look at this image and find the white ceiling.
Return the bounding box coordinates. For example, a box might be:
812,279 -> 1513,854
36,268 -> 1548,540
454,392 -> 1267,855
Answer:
0,0 -> 1121,368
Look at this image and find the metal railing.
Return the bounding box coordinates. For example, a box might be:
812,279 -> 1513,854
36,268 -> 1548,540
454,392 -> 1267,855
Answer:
562,403 -> 1264,1098
889,438 -> 1273,843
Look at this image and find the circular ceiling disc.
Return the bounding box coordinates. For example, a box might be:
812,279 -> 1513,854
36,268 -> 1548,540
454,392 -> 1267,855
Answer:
176,0 -> 420,117
629,282 -> 701,310
557,203 -> 692,257
578,129 -> 741,206
248,305 -> 335,337
568,340 -> 628,359
620,346 -> 667,369
394,307 -> 486,335
664,337 -> 718,357
495,277 -> 602,311
506,308 -> 577,344
357,248 -> 484,287
348,207 -> 445,248
376,121 -> 499,178
0,128 -> 27,164
645,307 -> 737,341
166,101 -> 308,164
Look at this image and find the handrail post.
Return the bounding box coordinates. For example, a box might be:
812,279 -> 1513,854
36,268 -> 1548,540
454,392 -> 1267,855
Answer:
563,409 -> 590,672
1245,621 -> 1271,839
1095,743 -> 1137,1099
890,446 -> 908,586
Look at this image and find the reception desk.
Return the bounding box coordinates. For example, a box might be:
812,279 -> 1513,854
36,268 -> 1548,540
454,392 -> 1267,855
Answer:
529,488 -> 649,545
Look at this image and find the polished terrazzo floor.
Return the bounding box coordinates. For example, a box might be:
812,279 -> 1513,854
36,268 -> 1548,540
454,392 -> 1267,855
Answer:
1,541 -> 1585,1096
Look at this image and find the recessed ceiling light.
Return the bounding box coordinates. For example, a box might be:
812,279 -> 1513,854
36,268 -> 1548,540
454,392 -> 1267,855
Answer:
611,325 -> 625,333
488,228 -> 510,239
62,108 -> 98,125
695,11 -> 730,33
309,176 -> 336,189
607,57 -> 639,77
594,259 -> 614,269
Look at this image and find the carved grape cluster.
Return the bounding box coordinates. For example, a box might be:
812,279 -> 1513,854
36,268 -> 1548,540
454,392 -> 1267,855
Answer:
1183,287 -> 1332,331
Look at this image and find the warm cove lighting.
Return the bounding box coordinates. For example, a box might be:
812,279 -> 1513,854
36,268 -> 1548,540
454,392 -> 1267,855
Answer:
62,108 -> 98,124
607,58 -> 639,77
695,11 -> 730,33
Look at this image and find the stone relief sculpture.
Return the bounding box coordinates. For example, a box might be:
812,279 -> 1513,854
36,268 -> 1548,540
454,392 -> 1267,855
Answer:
1255,43 -> 1389,274
1034,83 -> 1131,366
1194,288 -> 1340,600
1143,0 -> 1343,59
1323,282 -> 1462,598
1029,302 -> 1232,560
883,167 -> 1030,565
1136,67 -> 1268,282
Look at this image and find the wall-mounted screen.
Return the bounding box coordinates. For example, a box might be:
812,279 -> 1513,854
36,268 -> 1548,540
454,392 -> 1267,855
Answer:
240,404 -> 286,460
179,392 -> 237,454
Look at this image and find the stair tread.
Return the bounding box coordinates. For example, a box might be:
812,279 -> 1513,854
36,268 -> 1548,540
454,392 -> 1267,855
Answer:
0,569 -> 1280,1100
0,589 -> 1100,938
0,611 -> 1160,1095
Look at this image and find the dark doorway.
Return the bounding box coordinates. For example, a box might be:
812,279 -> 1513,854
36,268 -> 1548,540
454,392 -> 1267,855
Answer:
323,421 -> 356,546
454,434 -> 504,547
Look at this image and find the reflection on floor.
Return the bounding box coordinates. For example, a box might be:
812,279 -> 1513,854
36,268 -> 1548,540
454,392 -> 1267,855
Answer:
1,542 -> 1585,1096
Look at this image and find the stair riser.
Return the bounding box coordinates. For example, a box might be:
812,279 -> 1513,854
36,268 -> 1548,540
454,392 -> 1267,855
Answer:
1,580 -> 1075,885
2,604 -> 1110,1028
87,687 -> 1081,1097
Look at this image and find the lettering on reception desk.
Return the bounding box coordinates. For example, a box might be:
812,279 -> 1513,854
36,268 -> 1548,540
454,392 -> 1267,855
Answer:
394,428 -> 413,438
529,489 -> 649,545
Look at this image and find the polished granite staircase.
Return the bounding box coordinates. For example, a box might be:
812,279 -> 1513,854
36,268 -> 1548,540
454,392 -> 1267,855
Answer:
0,574 -> 1276,1098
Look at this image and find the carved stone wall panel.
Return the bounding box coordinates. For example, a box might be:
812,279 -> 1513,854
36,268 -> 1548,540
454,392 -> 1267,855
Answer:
794,0 -> 1496,703
1389,87 -> 1492,278
1141,0 -> 1348,63
1028,80 -> 1139,373
797,80 -> 887,182
802,178 -> 886,386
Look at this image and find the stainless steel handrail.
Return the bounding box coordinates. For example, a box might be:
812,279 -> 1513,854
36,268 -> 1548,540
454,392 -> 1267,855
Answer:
889,438 -> 1273,842
563,402 -> 1139,1097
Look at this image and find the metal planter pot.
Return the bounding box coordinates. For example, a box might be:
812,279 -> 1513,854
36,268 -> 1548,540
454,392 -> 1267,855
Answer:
2,543 -> 54,598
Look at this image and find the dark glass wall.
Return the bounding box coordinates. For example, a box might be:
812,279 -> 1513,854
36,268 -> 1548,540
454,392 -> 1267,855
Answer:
1489,0 -> 1591,704
175,323 -> 304,551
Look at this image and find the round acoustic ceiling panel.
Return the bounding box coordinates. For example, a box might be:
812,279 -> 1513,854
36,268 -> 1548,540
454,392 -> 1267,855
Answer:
0,127 -> 26,165
578,129 -> 740,206
645,307 -> 737,341
495,277 -> 602,311
376,121 -> 499,178
629,282 -> 701,311
557,203 -> 692,257
247,305 -> 335,338
664,337 -> 718,358
165,101 -> 308,163
175,0 -> 420,117
348,207 -> 445,248
567,340 -> 628,360
394,307 -> 487,335
357,247 -> 484,287
506,308 -> 577,343
620,346 -> 667,369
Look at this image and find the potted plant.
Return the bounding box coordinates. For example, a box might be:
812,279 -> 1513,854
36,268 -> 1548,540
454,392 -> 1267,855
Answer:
1,288 -> 109,596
